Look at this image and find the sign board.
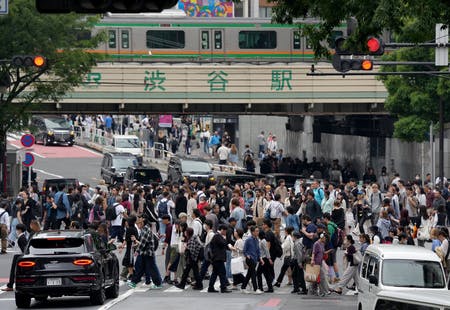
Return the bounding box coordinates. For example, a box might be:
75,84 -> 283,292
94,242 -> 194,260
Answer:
435,23 -> 448,66
20,134 -> 35,148
22,152 -> 35,167
0,0 -> 8,14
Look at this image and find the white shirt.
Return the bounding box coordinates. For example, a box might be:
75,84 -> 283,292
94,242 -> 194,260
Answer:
205,230 -> 215,245
0,208 -> 9,231
217,145 -> 230,160
191,218 -> 203,237
111,203 -> 125,226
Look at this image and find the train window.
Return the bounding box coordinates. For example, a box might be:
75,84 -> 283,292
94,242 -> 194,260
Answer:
305,37 -> 313,49
214,31 -> 222,49
201,31 -> 209,49
121,30 -> 129,49
329,30 -> 343,48
293,31 -> 301,49
146,30 -> 185,49
239,31 -> 277,49
108,30 -> 116,49
75,30 -> 91,41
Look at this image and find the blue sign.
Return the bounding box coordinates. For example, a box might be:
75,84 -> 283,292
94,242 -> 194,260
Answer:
20,134 -> 35,148
22,152 -> 35,167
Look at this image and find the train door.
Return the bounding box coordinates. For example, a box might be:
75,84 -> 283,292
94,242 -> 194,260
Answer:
199,29 -> 225,61
291,30 -> 301,61
119,28 -> 132,59
107,28 -> 132,59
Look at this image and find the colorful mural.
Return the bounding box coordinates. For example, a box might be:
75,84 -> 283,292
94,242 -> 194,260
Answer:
178,0 -> 234,17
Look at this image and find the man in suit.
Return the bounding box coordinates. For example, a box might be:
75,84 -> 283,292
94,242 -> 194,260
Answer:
2,224 -> 28,291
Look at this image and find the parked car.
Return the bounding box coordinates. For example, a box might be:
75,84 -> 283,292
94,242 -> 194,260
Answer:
100,152 -> 139,184
167,156 -> 215,186
41,178 -> 79,196
31,115 -> 75,146
123,166 -> 162,188
103,135 -> 142,156
15,230 -> 120,308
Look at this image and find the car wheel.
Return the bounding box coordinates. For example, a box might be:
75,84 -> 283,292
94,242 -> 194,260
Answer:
15,292 -> 32,308
90,285 -> 106,305
35,295 -> 48,302
105,265 -> 120,299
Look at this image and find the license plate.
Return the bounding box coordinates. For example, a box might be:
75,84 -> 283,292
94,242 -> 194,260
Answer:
46,278 -> 62,286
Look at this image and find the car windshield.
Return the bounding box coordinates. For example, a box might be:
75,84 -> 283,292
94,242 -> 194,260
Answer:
382,259 -> 445,288
44,118 -> 72,129
115,138 -> 140,148
133,169 -> 161,183
181,160 -> 211,173
113,157 -> 136,169
28,238 -> 84,255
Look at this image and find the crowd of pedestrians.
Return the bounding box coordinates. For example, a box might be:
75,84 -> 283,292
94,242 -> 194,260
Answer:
0,168 -> 449,296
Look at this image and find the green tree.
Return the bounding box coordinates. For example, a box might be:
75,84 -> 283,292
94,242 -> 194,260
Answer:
0,0 -> 104,191
270,0 -> 450,141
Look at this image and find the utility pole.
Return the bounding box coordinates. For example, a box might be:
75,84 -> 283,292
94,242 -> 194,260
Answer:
435,23 -> 448,189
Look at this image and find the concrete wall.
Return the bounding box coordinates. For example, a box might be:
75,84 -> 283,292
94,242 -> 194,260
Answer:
238,116 -> 450,181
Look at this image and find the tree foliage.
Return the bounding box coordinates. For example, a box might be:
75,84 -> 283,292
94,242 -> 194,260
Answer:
0,0 -> 104,134
269,0 -> 450,141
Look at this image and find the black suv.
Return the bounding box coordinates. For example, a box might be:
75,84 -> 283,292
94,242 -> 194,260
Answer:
167,156 -> 215,186
123,166 -> 162,188
31,115 -> 75,146
100,152 -> 139,184
15,230 -> 119,308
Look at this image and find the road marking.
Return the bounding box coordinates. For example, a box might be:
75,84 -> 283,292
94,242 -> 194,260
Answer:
0,298 -> 15,301
73,145 -> 102,156
30,151 -> 46,159
164,286 -> 184,292
261,298 -> 281,307
33,168 -> 64,179
97,288 -> 134,310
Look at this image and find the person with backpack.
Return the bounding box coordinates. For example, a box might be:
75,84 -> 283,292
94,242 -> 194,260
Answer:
265,194 -> 287,238
257,230 -> 274,293
108,196 -> 127,243
273,226 -> 294,288
127,220 -> 163,289
207,224 -> 232,293
156,192 -> 174,242
291,231 -> 308,295
54,184 -> 71,230
323,213 -> 341,283
262,219 -> 282,281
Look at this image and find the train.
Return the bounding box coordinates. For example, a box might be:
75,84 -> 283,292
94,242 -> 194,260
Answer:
89,14 -> 349,63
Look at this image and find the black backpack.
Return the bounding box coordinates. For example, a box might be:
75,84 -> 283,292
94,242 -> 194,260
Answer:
105,203 -> 118,221
56,193 -> 66,211
157,200 -> 169,218
272,235 -> 283,258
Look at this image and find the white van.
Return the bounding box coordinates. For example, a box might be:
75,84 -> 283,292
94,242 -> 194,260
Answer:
372,290 -> 450,310
357,244 -> 448,310
104,135 -> 142,156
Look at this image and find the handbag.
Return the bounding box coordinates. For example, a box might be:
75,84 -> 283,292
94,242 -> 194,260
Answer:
231,256 -> 245,275
304,264 -> 320,282
353,251 -> 362,265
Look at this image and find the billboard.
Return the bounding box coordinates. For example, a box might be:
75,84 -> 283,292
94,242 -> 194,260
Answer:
178,0 -> 233,17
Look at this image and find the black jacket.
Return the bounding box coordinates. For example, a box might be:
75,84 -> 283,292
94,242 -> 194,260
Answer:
18,234 -> 28,253
210,233 -> 227,262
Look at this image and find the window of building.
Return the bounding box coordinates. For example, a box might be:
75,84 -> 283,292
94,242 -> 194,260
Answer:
259,7 -> 272,18
121,30 -> 129,49
239,31 -> 277,49
108,30 -> 116,49
146,30 -> 185,49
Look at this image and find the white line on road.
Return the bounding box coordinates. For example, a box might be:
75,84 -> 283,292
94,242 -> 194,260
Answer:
30,151 -> 46,159
33,168 -> 64,179
97,288 -> 134,310
73,145 -> 102,156
0,298 -> 15,301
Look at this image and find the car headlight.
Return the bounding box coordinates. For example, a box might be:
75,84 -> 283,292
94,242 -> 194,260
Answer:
47,130 -> 54,136
209,177 -> 215,181
70,131 -> 75,136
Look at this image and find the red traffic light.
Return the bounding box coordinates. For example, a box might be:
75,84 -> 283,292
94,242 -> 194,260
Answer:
366,37 -> 384,55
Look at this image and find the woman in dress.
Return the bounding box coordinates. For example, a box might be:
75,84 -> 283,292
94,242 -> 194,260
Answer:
228,144 -> 239,167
